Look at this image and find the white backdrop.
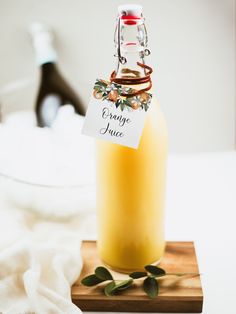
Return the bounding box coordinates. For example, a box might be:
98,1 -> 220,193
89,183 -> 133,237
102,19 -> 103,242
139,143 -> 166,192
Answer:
0,0 -> 235,153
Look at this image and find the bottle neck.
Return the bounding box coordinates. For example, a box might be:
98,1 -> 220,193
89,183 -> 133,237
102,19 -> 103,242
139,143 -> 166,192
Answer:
114,17 -> 148,80
31,27 -> 57,66
116,50 -> 146,79
34,41 -> 57,66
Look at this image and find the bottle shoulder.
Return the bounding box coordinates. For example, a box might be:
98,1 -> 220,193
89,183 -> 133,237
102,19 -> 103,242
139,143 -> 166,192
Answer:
148,93 -> 165,118
144,93 -> 168,136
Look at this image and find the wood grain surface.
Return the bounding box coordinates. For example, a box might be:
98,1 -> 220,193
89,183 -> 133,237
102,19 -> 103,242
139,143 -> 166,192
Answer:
72,241 -> 203,312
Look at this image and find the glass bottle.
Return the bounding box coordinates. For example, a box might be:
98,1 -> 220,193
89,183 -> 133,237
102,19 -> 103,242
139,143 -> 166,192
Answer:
30,23 -> 85,127
96,4 -> 168,272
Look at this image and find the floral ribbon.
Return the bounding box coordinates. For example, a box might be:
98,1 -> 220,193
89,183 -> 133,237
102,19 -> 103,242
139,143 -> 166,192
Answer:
93,79 -> 152,112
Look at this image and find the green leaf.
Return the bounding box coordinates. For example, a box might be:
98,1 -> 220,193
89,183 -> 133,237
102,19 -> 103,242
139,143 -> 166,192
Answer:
114,279 -> 133,291
102,91 -> 109,98
124,100 -> 132,107
81,274 -> 104,286
143,277 -> 159,298
145,265 -> 166,277
104,281 -> 116,296
115,100 -> 120,108
95,266 -> 113,281
104,279 -> 133,296
95,80 -> 107,88
129,271 -> 147,279
120,103 -> 125,111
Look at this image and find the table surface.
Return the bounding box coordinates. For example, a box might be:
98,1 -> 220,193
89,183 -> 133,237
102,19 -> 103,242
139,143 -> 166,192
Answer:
83,151 -> 236,314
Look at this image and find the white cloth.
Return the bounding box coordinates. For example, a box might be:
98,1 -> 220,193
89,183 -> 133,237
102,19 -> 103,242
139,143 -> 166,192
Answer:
0,108 -> 96,313
0,201 -> 88,314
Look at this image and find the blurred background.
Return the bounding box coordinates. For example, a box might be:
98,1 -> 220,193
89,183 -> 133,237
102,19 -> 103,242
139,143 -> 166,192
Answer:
0,3 -> 235,313
0,0 -> 235,153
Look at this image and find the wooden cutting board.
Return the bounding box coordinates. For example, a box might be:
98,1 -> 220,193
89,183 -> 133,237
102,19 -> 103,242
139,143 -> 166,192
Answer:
72,241 -> 203,313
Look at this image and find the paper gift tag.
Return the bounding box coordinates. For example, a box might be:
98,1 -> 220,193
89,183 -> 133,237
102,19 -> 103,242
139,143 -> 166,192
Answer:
82,79 -> 152,149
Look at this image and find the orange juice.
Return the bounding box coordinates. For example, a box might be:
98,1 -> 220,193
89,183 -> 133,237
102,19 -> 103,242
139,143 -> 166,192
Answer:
96,94 -> 167,271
